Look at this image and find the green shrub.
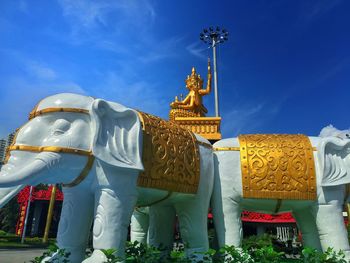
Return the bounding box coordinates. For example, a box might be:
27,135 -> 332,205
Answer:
301,247 -> 346,263
29,242 -> 349,263
251,245 -> 284,263
242,234 -> 273,250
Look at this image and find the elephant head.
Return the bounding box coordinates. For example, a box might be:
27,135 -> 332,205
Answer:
319,124 -> 350,140
0,93 -> 143,187
318,134 -> 350,187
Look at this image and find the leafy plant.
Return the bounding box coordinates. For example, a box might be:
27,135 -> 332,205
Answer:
251,245 -> 284,263
29,243 -> 70,263
301,247 -> 347,263
101,248 -> 119,262
242,234 -> 274,251
29,242 -> 349,263
215,245 -> 254,263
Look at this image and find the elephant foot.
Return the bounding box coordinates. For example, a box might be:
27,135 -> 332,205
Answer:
41,251 -> 70,263
82,249 -> 108,263
41,247 -> 84,263
343,250 -> 350,261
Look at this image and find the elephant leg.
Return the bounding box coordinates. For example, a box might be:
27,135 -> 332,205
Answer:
130,207 -> 150,244
292,208 -> 321,250
148,205 -> 176,253
87,188 -> 137,262
53,187 -> 94,263
316,204 -> 350,258
175,200 -> 209,260
220,197 -> 243,248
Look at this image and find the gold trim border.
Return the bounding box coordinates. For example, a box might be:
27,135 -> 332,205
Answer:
8,145 -> 92,156
29,108 -> 89,119
63,156 -> 95,187
214,147 -> 240,151
214,146 -> 317,152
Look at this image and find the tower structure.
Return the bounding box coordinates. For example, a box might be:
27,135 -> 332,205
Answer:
0,139 -> 7,165
0,132 -> 15,167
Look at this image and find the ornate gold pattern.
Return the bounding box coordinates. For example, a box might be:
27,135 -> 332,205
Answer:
239,134 -> 316,200
137,111 -> 200,194
169,109 -> 201,122
174,117 -> 221,140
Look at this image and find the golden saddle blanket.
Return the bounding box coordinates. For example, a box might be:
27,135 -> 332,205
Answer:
239,134 -> 316,200
137,112 -> 200,194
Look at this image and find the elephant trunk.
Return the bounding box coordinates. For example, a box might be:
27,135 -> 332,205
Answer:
0,159 -> 48,187
0,185 -> 24,208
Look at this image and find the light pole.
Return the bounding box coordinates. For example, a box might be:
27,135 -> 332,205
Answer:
200,26 -> 228,117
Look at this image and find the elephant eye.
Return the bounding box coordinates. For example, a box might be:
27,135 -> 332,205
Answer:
51,119 -> 71,136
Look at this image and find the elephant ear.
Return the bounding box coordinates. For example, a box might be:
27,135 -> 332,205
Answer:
90,99 -> 144,171
319,137 -> 350,186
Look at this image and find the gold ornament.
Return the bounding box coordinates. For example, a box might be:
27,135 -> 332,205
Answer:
239,134 -> 316,200
137,111 -> 200,194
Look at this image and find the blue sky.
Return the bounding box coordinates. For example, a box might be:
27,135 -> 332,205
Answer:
0,0 -> 349,139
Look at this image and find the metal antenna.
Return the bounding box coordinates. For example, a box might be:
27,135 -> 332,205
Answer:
200,26 -> 228,117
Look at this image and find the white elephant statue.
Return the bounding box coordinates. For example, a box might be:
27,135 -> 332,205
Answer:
211,127 -> 350,259
130,207 -> 150,244
130,205 -> 178,251
0,93 -> 214,263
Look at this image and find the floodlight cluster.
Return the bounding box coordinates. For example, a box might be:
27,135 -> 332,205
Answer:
200,26 -> 229,46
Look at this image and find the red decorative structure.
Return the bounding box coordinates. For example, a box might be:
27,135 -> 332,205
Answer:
241,211 -> 295,223
15,186 -> 63,236
15,186 -> 298,236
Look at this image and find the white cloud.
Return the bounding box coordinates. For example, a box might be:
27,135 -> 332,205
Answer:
297,0 -> 343,25
222,103 -> 264,136
55,0 -> 182,64
138,36 -> 184,63
26,61 -> 57,80
91,71 -> 169,118
186,42 -> 209,60
57,0 -> 156,32
221,101 -> 282,137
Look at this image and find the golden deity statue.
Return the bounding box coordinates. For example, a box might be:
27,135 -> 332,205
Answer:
169,59 -> 212,120
169,59 -> 221,140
